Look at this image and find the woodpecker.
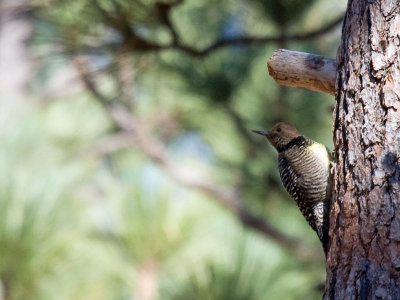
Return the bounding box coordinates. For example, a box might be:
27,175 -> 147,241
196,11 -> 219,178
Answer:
253,122 -> 332,254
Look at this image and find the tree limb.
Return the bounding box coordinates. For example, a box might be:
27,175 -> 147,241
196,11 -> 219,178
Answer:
267,49 -> 337,95
81,13 -> 343,58
166,15 -> 343,57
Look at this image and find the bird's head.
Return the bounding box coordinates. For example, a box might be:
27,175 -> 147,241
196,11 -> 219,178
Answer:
253,122 -> 301,151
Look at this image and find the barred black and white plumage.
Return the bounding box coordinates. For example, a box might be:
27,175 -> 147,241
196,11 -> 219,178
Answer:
253,122 -> 332,255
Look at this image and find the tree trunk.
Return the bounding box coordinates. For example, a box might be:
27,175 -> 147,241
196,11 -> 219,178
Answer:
325,0 -> 400,299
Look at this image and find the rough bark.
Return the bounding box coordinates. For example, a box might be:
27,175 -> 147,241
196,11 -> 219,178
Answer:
326,0 -> 400,299
267,49 -> 336,95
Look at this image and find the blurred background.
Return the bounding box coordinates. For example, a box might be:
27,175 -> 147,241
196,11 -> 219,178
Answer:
0,0 -> 345,299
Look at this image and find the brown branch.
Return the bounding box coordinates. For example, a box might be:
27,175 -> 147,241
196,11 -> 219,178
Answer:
102,105 -> 301,249
267,49 -> 337,95
158,9 -> 343,56
168,15 -> 343,57
86,127 -> 308,252
155,1 -> 181,44
80,131 -> 137,158
73,57 -> 320,259
86,14 -> 343,58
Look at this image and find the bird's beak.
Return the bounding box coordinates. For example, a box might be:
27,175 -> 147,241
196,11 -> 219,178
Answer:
252,130 -> 269,137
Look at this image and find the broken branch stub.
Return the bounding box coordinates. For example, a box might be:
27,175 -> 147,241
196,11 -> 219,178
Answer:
267,49 -> 337,95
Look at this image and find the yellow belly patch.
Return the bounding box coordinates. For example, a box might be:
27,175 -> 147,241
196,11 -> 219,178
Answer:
307,143 -> 330,166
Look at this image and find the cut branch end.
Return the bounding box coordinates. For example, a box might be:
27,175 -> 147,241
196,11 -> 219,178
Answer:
267,49 -> 337,96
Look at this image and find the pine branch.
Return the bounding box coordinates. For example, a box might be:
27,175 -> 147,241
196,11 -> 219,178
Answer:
80,14 -> 343,58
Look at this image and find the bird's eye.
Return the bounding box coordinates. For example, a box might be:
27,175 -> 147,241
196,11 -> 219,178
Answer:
277,128 -> 281,132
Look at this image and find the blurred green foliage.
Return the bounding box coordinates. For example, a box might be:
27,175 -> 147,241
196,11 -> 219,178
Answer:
1,0 -> 346,298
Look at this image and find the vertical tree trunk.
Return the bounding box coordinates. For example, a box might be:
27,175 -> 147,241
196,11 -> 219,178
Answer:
325,0 -> 400,299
